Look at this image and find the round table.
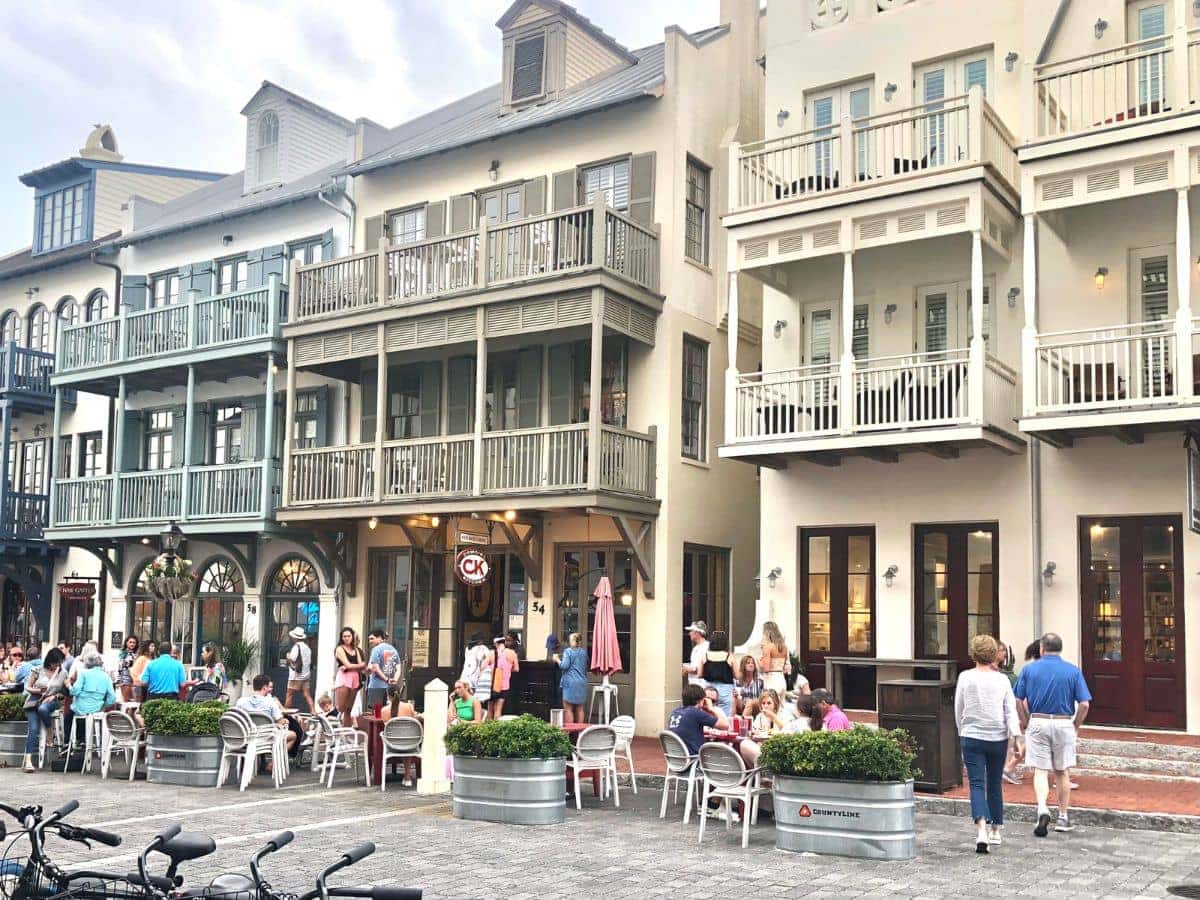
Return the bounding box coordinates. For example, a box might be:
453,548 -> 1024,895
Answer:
356,714 -> 386,786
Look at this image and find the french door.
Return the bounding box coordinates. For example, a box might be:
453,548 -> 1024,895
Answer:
915,523 -> 998,678
1079,515 -> 1186,729
806,81 -> 871,186
800,527 -> 875,708
1128,1 -> 1169,108
915,55 -> 988,167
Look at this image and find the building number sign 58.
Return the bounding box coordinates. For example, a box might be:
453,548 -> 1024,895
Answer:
455,549 -> 491,587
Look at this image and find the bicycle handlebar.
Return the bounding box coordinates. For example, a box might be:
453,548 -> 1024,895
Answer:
341,843 -> 375,867
52,800 -> 79,820
79,826 -> 123,848
268,831 -> 294,851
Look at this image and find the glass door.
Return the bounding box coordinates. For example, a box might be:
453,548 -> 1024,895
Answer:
1128,1 -> 1169,109
917,284 -> 958,355
915,524 -> 998,678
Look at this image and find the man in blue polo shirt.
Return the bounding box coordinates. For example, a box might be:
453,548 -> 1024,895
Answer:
140,643 -> 187,701
1014,633 -> 1091,837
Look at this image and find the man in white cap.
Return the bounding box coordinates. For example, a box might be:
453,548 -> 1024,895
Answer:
283,626 -> 314,713
682,620 -> 709,687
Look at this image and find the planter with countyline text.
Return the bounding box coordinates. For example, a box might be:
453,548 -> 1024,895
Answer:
772,774 -> 915,860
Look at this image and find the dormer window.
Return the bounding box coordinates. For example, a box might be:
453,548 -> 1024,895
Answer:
257,112 -> 280,183
511,34 -> 546,102
35,182 -> 89,253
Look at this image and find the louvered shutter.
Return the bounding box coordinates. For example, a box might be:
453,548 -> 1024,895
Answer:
188,260 -> 215,298
247,245 -> 286,288
963,59 -> 988,98
189,404 -> 210,465
319,228 -> 334,261
425,201 -> 446,238
360,366 -> 377,442
548,343 -> 575,425
449,194 -> 477,233
170,406 -> 187,467
312,385 -> 330,448
446,357 -> 475,434
523,177 -> 547,217
241,399 -> 264,461
419,362 -> 441,437
516,348 -> 542,428
552,170 -> 577,211
852,304 -> 870,359
120,412 -> 143,470
628,152 -> 656,224
121,275 -> 149,312
511,34 -> 546,102
363,215 -> 384,251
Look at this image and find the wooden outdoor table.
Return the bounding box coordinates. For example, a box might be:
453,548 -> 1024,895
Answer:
356,714 -> 385,786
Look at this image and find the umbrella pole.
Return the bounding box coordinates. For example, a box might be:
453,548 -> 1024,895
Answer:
601,674 -> 612,724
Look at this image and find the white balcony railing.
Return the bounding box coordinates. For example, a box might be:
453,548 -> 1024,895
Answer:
729,85 -> 1017,214
382,435 -> 474,499
293,199 -> 660,322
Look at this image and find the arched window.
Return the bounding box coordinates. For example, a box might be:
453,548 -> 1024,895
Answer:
130,563 -> 171,648
27,304 -> 50,354
257,112 -> 280,183
56,296 -> 79,328
266,556 -> 319,699
196,557 -> 244,653
0,312 -> 18,346
85,289 -> 111,322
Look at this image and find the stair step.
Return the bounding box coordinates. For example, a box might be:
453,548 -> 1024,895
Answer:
1069,766 -> 1200,785
1078,737 -> 1200,763
1075,751 -> 1200,778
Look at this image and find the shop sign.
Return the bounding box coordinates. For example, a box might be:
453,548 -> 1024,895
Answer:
58,582 -> 96,601
411,629 -> 430,668
458,531 -> 490,546
455,548 -> 491,586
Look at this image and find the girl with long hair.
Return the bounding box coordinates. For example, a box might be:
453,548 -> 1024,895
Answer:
333,627 -> 366,726
758,621 -> 791,694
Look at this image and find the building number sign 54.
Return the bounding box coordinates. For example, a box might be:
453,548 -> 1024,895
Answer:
455,549 -> 491,587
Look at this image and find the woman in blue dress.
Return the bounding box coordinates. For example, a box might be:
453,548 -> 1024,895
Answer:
553,632 -> 589,724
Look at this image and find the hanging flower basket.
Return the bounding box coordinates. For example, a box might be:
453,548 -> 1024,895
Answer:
145,554 -> 195,601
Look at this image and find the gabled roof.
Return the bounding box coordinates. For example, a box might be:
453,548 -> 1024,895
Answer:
19,157 -> 225,190
240,80 -> 356,131
496,0 -> 638,65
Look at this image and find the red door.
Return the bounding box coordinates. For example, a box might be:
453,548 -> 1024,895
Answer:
1080,516 -> 1186,729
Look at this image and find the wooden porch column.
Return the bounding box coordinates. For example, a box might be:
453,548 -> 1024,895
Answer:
49,386 -> 62,528
373,325 -> 387,503
1022,214 -> 1038,417
262,352 -> 276,516
111,375 -> 126,525
725,271 -> 739,445
181,364 -> 195,521
587,288 -> 604,490
839,250 -> 855,436
969,229 -> 986,422
282,339 -> 296,508
1175,187 -> 1194,401
472,308 -> 487,496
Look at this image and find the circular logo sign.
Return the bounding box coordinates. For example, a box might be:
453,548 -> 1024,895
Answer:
455,549 -> 491,587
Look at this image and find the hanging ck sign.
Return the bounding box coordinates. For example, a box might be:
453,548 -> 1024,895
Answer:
455,549 -> 491,586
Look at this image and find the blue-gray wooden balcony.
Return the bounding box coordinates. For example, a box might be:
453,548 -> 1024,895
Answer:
0,488 -> 48,542
0,343 -> 71,412
51,278 -> 287,393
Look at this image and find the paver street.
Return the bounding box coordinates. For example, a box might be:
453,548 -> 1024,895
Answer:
6,771 -> 1200,900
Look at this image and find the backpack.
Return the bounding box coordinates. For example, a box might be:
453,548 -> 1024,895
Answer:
288,643 -> 305,674
380,648 -> 399,681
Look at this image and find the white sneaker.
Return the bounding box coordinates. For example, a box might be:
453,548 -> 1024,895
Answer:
988,825 -> 1002,845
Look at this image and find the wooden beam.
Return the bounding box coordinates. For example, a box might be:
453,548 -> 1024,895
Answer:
802,452 -> 841,467
611,514 -> 654,598
397,520 -> 442,553
1114,425 -> 1144,445
860,448 -> 899,464
499,520 -> 543,597
1033,429 -> 1073,449
919,444 -> 960,460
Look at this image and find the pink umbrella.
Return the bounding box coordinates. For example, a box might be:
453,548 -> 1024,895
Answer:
589,576 -> 623,722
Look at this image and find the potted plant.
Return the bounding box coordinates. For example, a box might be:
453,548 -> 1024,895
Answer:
221,638 -> 259,703
445,714 -> 573,825
143,554 -> 195,601
0,693 -> 27,768
142,699 -> 226,787
759,726 -> 919,860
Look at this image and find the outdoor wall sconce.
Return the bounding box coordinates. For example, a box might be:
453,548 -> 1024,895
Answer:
883,303 -> 897,324
773,319 -> 788,338
368,516 -> 379,530
222,234 -> 234,246
766,566 -> 782,589
884,83 -> 898,102
1004,52 -> 1019,73
776,109 -> 790,128
488,160 -> 501,182
1042,561 -> 1057,586
1007,286 -> 1020,308
883,565 -> 899,587
1094,267 -> 1109,290
1094,18 -> 1108,39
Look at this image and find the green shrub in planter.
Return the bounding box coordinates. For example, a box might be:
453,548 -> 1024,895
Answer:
141,699 -> 227,737
445,714 -> 572,760
0,693 -> 25,722
759,726 -> 920,783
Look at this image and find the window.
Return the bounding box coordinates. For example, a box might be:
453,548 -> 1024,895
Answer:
145,410 -> 174,471
0,312 -> 18,346
681,336 -> 708,461
20,440 -> 45,495
257,112 -> 280,183
387,207 -> 426,246
852,304 -> 870,359
78,432 -> 103,478
581,159 -> 631,211
85,290 -> 111,322
197,558 -> 244,653
511,33 -> 546,102
486,350 -> 541,431
217,257 -> 248,294
36,183 -> 88,253
547,337 -> 629,427
213,404 -> 243,464
151,271 -> 181,308
27,305 -> 50,353
288,237 -> 324,267
56,435 -> 72,479
389,368 -> 423,439
293,390 -> 321,449
685,158 -> 710,264
558,546 -> 635,674
57,297 -> 80,328
682,546 -> 729,663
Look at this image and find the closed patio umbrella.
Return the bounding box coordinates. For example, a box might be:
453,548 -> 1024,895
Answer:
589,576 -> 623,723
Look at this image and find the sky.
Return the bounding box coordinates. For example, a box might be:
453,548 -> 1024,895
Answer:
0,0 -> 720,252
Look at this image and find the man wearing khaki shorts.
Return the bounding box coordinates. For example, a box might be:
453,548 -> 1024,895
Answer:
1014,633 -> 1092,836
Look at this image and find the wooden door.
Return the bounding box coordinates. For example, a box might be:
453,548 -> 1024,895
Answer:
915,523 -> 998,678
1080,516 -> 1186,729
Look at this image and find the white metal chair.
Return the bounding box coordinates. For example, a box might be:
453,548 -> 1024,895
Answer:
216,710 -> 277,791
609,715 -> 638,794
564,725 -> 619,810
379,717 -> 422,792
697,742 -> 770,849
244,710 -> 289,783
314,714 -> 370,788
658,730 -> 700,822
100,710 -> 144,781
63,712 -> 105,774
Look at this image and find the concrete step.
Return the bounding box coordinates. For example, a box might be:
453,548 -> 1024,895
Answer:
1078,736 -> 1200,764
1068,766 -> 1200,784
1074,751 -> 1200,779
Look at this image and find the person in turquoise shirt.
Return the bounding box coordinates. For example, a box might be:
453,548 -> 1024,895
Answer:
140,644 -> 187,700
64,646 -> 116,740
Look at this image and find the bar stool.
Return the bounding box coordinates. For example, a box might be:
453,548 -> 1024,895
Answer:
64,713 -> 105,774
588,682 -> 620,724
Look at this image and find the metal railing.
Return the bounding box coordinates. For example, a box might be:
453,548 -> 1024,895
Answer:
293,199 -> 660,322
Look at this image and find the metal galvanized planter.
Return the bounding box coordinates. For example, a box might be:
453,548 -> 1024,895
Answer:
773,775 -> 916,860
146,734 -> 222,787
451,756 -> 566,825
0,721 -> 28,767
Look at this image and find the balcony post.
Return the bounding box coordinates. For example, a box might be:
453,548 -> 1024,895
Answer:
49,386 -> 62,527
591,195 -> 608,268
267,272 -> 281,333
1021,60 -> 1037,143
966,84 -> 983,163
116,304 -> 128,363
186,288 -> 199,350
111,375 -> 126,525
969,229 -> 986,422
1022,214 -> 1039,417
373,325 -> 387,503
647,425 -> 658,498
377,240 -> 389,306
1175,186 -> 1194,401
181,364 -> 195,521
472,309 -> 487,496
587,289 -> 603,491
1172,12 -> 1190,110
282,340 -> 297,508
262,351 -> 276,516
287,257 -> 298,322
839,250 -> 855,435
476,216 -> 489,288
838,114 -> 853,187
727,140 -> 741,213
725,271 -> 740,445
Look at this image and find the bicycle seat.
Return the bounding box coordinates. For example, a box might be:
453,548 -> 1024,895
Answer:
161,832 -> 217,864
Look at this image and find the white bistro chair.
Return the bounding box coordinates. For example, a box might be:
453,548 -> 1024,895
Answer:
216,710 -> 279,791
314,714 -> 371,788
100,710 -> 145,781
609,715 -> 638,794
244,710 -> 290,783
697,742 -> 770,849
379,716 -> 423,792
657,730 -> 700,822
564,725 -> 619,810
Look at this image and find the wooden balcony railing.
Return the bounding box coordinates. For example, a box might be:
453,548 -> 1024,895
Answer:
292,198 -> 660,322
1,490 -> 48,540
57,278 -> 286,374
286,423 -> 657,507
728,346 -> 1016,443
729,85 -> 1017,214
50,459 -> 279,529
0,343 -> 56,400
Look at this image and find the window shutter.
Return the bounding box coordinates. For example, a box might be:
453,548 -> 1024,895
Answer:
548,343 -> 575,425
511,34 -> 546,102
516,348 -> 542,428
245,248 -> 266,288
120,412 -> 143,470
552,170 -> 578,211
320,228 -> 334,260
314,385 -> 330,448
449,194 -> 477,234
241,398 -> 264,461
628,152 -> 656,224
190,404 -> 210,465
425,201 -> 446,238
419,362 -> 442,437
246,245 -> 286,288
363,215 -> 384,251
170,406 -> 187,467
121,275 -> 149,312
189,260 -> 215,298
964,59 -> 988,98
447,357 -> 475,434
360,366 -> 377,442
852,304 -> 870,359
523,176 -> 547,217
